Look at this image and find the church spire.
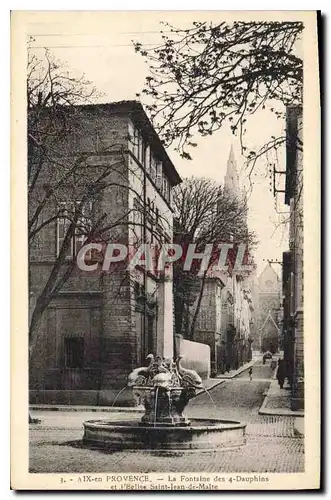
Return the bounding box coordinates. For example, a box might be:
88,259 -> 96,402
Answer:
229,143 -> 236,163
224,144 -> 240,197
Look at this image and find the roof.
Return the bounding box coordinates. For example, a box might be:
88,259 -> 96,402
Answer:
258,311 -> 280,333
72,100 -> 182,187
258,263 -> 279,282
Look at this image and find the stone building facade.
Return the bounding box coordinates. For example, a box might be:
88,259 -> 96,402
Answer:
282,105 -> 304,410
194,147 -> 254,375
256,264 -> 281,353
29,101 -> 182,406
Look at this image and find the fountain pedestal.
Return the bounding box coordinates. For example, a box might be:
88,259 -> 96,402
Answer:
137,387 -> 192,427
82,355 -> 246,452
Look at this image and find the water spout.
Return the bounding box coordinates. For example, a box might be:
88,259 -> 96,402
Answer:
154,387 -> 159,427
111,386 -> 127,408
202,386 -> 217,409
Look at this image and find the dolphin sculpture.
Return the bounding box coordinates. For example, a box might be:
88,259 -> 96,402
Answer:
127,353 -> 154,387
152,356 -> 172,388
176,355 -> 203,389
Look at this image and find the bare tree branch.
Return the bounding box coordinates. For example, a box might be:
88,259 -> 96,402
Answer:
134,20 -> 303,171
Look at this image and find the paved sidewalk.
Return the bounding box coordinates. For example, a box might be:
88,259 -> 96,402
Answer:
259,378 -> 304,418
215,359 -> 258,379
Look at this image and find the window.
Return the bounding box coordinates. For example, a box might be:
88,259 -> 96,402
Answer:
138,133 -> 145,165
131,128 -> 171,204
156,162 -> 163,190
128,122 -> 135,154
57,203 -> 73,259
198,310 -> 207,330
94,129 -> 101,152
57,201 -> 93,259
146,197 -> 157,243
146,199 -> 163,244
64,337 -> 84,368
133,127 -> 139,158
144,144 -> 151,173
134,281 -> 145,299
132,127 -> 145,165
162,174 -> 167,197
150,154 -> 157,183
132,127 -> 150,168
165,177 -> 171,203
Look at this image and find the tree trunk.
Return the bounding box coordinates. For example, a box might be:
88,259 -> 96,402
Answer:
189,270 -> 208,340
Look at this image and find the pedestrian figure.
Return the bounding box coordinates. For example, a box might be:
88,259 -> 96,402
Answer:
248,366 -> 253,381
276,359 -> 286,389
262,351 -> 272,365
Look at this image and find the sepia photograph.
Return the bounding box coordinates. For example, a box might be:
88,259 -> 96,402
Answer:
11,9 -> 320,490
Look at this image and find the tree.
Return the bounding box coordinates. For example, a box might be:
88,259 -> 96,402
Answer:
134,21 -> 303,171
28,46 -> 152,361
172,177 -> 256,339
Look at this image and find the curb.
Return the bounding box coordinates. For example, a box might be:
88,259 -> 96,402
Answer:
30,405 -> 144,413
259,396 -> 304,417
215,359 -> 258,379
195,379 -> 225,397
259,378 -> 304,418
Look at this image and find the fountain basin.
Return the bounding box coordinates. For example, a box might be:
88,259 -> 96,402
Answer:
83,418 -> 246,452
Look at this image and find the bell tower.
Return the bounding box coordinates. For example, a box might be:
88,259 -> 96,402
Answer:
224,144 -> 241,198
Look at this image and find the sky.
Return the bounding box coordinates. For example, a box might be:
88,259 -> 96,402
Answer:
28,11 -> 292,276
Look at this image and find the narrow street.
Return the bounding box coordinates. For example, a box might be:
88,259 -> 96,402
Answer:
29,360 -> 304,474
186,360 -> 300,438
187,360 -> 277,424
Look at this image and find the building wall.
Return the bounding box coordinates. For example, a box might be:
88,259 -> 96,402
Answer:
289,108 -> 304,409
29,292 -> 103,405
29,104 -> 179,406
126,122 -> 175,361
29,113 -> 132,404
175,335 -> 211,380
281,106 -> 304,409
193,272 -> 254,375
194,280 -> 219,376
256,265 -> 281,352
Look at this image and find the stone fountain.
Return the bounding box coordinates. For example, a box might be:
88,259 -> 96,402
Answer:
83,354 -> 246,451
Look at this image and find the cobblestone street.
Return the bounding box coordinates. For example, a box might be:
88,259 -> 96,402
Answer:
29,361 -> 304,474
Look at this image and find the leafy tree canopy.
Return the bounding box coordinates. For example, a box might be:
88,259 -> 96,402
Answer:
134,21 -> 303,166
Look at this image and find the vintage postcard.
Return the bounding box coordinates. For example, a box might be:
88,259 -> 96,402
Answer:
11,10 -> 320,490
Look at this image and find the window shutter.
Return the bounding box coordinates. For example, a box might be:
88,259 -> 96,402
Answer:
156,162 -> 163,190
150,154 -> 157,182
145,144 -> 151,172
